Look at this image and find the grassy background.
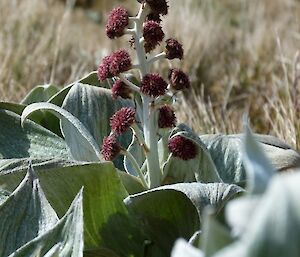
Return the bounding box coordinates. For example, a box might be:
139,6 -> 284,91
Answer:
1,0 -> 300,149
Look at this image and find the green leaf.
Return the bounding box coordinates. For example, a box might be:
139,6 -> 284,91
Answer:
163,124 -> 221,184
201,133 -> 300,185
124,182 -> 243,255
124,134 -> 145,176
0,110 -> 69,159
243,126 -> 275,195
48,71 -> 113,107
0,102 -> 62,136
21,84 -> 59,105
0,162 -> 146,256
200,209 -> 233,256
171,239 -> 204,257
214,172 -> 300,257
21,102 -> 101,162
10,189 -> 84,257
61,83 -> 133,169
0,165 -> 58,257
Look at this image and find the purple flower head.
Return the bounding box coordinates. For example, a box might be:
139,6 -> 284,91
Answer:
158,105 -> 176,128
165,38 -> 184,60
109,49 -> 132,76
141,73 -> 168,97
145,0 -> 169,15
143,20 -> 164,53
168,68 -> 190,90
101,135 -> 121,161
168,135 -> 198,160
112,80 -> 132,100
110,107 -> 136,135
97,55 -> 113,81
106,7 -> 129,39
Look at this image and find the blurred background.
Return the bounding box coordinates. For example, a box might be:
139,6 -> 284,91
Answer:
1,0 -> 300,149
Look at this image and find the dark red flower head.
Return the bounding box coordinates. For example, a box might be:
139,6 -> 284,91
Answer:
146,12 -> 162,23
109,49 -> 132,76
106,7 -> 129,39
143,20 -> 165,53
158,105 -> 176,128
112,80 -> 132,100
145,0 -> 169,15
168,135 -> 198,160
101,135 -> 121,161
141,73 -> 168,97
97,55 -> 112,81
110,107 -> 136,135
165,38 -> 184,60
168,68 -> 190,90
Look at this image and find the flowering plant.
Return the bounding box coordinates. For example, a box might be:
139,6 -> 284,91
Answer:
0,0 -> 299,257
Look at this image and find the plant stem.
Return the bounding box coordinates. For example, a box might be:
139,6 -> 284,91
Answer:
122,150 -> 149,189
132,3 -> 162,188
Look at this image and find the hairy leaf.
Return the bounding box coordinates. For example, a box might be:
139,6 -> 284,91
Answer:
0,166 -> 58,257
61,83 -> 133,169
21,84 -> 59,105
0,110 -> 69,159
0,162 -> 146,256
10,189 -> 84,257
124,182 -> 242,255
21,102 -> 101,161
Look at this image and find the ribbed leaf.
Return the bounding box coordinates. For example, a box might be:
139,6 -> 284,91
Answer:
0,110 -> 69,159
0,162 -> 146,256
163,124 -> 221,184
214,172 -> 300,257
10,189 -> 84,257
0,102 -> 61,137
124,182 -> 243,255
61,83 -> 133,169
0,165 -> 58,257
21,84 -> 59,105
243,126 -> 275,194
21,102 -> 101,161
200,133 -> 300,185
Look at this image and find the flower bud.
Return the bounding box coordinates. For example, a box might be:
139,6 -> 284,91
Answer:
146,12 -> 162,23
97,55 -> 112,81
109,49 -> 132,76
165,38 -> 184,60
110,107 -> 136,135
106,7 -> 129,39
101,135 -> 121,161
145,0 -> 169,15
168,68 -> 190,90
158,105 -> 176,128
168,135 -> 198,160
141,73 -> 168,97
143,21 -> 164,53
111,80 -> 132,100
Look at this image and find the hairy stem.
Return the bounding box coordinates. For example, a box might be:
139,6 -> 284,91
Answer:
133,3 -> 162,188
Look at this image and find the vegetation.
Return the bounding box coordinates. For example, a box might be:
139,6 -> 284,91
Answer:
0,0 -> 300,256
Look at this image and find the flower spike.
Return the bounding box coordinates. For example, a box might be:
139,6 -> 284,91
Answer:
158,105 -> 176,128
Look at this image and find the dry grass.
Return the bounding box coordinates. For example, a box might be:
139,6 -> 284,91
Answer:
1,0 -> 300,149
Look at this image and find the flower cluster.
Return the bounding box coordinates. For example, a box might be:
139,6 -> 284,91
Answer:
99,0 -> 197,187
97,49 -> 131,81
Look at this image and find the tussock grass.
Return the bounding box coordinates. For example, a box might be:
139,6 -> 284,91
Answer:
1,0 -> 300,149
